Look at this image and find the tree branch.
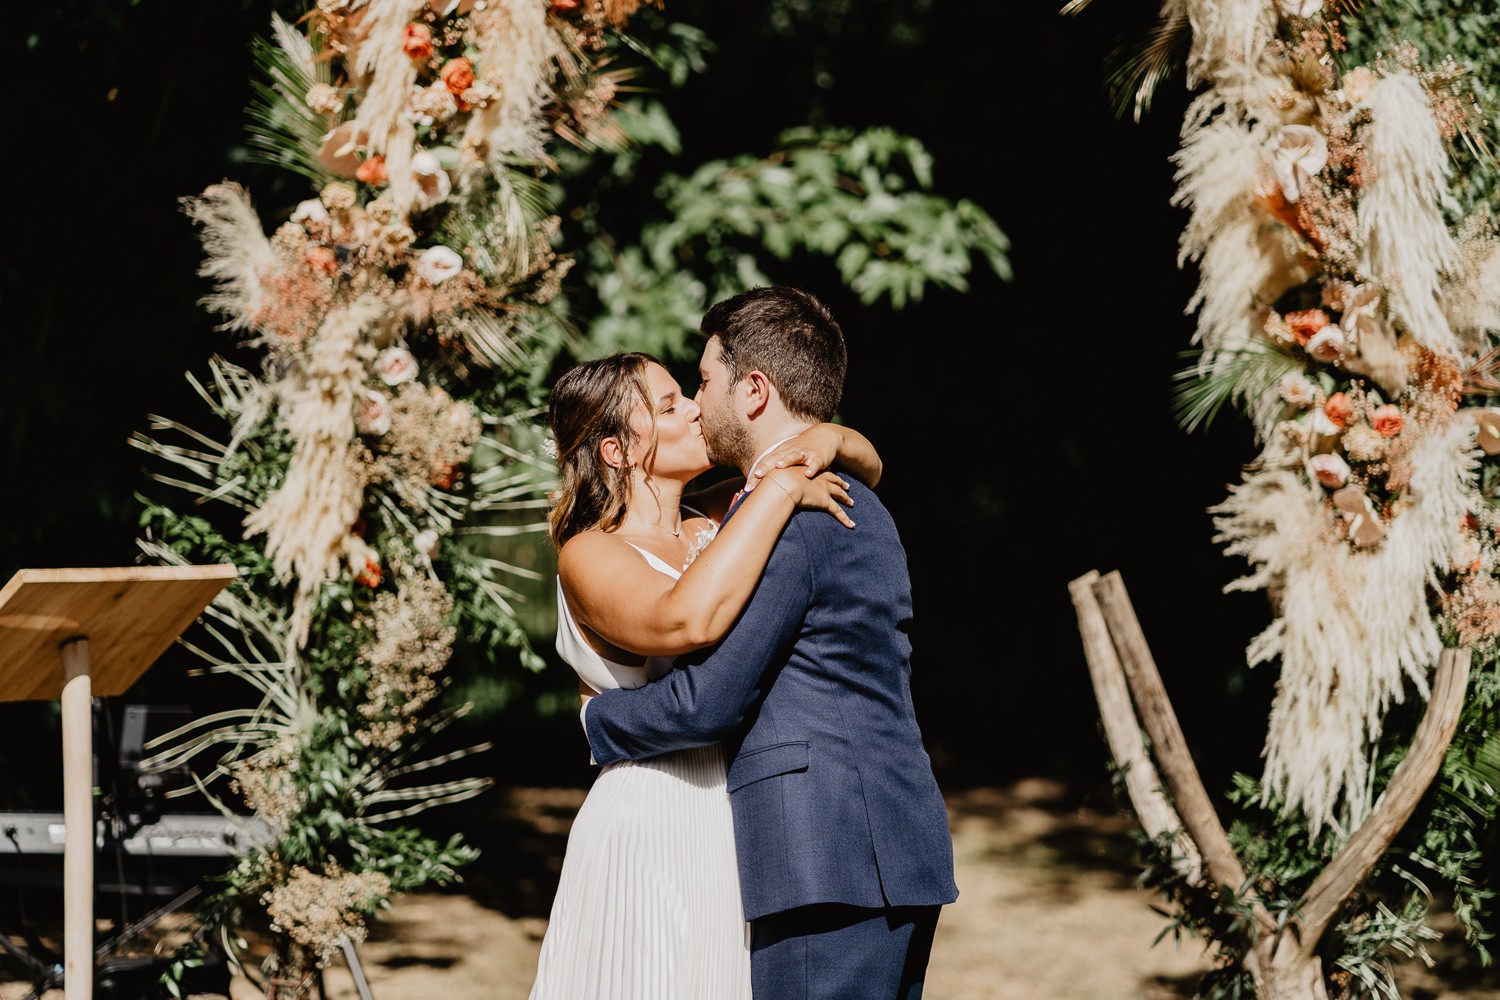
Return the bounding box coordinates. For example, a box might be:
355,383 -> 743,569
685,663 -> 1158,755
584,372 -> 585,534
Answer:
1296,645 -> 1472,955
1069,570 -> 1202,881
1090,570 -> 1272,935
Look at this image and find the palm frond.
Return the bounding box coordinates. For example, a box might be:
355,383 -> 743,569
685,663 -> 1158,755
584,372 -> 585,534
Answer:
445,162 -> 556,281
1106,11 -> 1193,124
245,31 -> 336,186
1172,341 -> 1303,434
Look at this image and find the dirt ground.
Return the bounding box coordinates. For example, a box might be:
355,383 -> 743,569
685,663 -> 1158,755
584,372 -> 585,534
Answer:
4,778 -> 1497,1000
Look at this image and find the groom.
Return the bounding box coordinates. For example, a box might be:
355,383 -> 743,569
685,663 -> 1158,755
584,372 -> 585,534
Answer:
583,286 -> 957,999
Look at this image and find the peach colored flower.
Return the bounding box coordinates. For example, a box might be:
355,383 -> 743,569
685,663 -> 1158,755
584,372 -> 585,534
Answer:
1279,373 -> 1317,408
1306,325 -> 1346,363
1324,392 -> 1353,428
356,155 -> 388,185
440,58 -> 475,97
415,245 -> 463,283
1286,309 -> 1329,346
375,347 -> 419,386
1310,452 -> 1350,488
306,246 -> 337,275
357,390 -> 392,436
403,23 -> 433,60
1371,404 -> 1404,438
355,557 -> 383,588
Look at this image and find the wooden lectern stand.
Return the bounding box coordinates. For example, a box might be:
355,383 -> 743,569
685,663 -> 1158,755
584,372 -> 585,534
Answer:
0,566 -> 236,999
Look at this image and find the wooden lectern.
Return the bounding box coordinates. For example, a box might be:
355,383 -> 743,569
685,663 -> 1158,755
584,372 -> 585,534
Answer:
0,565 -> 237,999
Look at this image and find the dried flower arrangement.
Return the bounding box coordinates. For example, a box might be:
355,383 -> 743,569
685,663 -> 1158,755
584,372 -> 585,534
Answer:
133,0 -> 656,990
1073,0 -> 1500,994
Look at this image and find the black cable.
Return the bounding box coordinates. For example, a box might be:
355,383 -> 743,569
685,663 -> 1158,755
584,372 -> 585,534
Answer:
2,826 -> 58,991
97,700 -> 131,936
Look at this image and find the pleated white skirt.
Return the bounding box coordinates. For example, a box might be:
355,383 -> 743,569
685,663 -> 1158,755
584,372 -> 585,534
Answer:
528,744 -> 752,1000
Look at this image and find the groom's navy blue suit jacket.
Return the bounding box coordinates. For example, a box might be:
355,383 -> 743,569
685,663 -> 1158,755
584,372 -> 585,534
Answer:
583,480 -> 958,922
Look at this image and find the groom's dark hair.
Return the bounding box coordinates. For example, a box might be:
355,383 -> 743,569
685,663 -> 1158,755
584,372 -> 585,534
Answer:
701,287 -> 847,422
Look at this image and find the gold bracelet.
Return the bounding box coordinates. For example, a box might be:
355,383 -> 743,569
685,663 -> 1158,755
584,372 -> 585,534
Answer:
764,475 -> 797,504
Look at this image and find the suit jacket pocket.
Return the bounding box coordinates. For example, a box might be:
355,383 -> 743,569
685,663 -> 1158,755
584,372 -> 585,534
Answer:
727,741 -> 809,792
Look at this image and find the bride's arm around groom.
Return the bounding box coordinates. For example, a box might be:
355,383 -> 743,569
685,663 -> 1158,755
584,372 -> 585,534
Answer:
584,286 -> 956,1000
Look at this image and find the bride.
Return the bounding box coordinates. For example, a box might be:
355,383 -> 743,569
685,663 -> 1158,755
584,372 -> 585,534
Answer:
528,350 -> 881,999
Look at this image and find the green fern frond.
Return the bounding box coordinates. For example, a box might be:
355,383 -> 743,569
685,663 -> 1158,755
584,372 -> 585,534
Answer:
1172,341 -> 1302,434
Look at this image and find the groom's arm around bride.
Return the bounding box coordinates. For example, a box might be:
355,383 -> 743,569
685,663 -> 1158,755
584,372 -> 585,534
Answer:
584,286 -> 956,1000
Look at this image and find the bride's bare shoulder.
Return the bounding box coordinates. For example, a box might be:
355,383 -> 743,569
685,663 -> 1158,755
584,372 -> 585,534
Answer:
558,529 -> 634,580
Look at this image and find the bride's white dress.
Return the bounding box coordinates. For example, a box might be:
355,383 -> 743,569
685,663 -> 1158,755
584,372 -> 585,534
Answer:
528,540 -> 752,1000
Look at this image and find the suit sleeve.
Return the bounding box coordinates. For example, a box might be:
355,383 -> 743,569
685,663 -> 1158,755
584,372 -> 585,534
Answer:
584,520 -> 812,765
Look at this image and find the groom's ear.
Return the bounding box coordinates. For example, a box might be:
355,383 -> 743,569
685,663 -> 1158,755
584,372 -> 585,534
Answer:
742,370 -> 773,418
598,436 -> 628,470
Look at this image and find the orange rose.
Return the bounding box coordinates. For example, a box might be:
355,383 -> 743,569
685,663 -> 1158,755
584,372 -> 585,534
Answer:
1324,391 -> 1353,428
306,246 -> 337,275
440,58 -> 475,97
1371,404 -> 1404,438
403,23 -> 433,60
355,557 -> 382,588
1286,308 -> 1330,346
356,155 -> 388,185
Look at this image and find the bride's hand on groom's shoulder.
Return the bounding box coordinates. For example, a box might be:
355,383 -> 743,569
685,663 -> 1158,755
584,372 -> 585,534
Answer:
751,425 -> 844,481
759,467 -> 856,529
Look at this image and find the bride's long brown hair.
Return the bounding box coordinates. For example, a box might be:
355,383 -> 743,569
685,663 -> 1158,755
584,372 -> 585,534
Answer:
547,352 -> 662,548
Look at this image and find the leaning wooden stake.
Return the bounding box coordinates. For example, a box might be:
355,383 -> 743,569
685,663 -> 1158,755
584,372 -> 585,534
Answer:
1068,571 -> 1201,880
1071,569 -> 1473,1000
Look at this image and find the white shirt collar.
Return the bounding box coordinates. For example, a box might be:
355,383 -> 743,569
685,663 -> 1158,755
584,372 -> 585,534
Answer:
742,435 -> 799,492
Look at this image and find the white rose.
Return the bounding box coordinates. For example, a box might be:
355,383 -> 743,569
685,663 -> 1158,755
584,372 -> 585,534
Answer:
292,199 -> 330,227
375,347 -> 419,386
1279,373 -> 1318,408
414,529 -> 441,559
1277,0 -> 1323,18
411,150 -> 453,209
1310,452 -> 1350,488
1273,124 -> 1329,202
356,390 -> 392,436
416,245 -> 464,284
1306,325 -> 1346,362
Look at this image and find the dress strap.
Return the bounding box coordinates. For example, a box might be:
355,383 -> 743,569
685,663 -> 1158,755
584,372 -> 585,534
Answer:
680,502 -> 715,524
622,541 -> 684,581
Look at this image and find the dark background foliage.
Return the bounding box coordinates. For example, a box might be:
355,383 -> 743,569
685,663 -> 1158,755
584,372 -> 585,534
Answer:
1,0 -> 1276,813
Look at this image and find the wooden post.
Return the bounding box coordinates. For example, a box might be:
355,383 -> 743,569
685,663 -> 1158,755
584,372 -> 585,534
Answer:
60,637 -> 94,1000
1068,571 -> 1201,880
1072,569 -> 1473,1000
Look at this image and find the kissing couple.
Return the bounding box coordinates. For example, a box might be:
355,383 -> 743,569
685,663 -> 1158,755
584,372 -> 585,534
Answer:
528,286 -> 957,1000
